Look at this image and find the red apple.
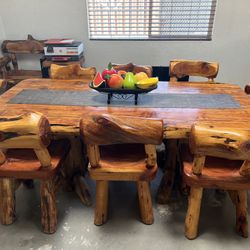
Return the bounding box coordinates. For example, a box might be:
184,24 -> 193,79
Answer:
102,62 -> 117,83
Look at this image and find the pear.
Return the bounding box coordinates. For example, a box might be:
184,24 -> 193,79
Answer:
123,72 -> 136,89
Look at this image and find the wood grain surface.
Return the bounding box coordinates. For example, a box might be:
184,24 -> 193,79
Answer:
2,35 -> 45,54
0,78 -> 249,138
50,64 -> 96,81
169,60 -> 219,82
80,114 -> 163,145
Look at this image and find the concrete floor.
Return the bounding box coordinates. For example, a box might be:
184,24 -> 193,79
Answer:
0,171 -> 249,250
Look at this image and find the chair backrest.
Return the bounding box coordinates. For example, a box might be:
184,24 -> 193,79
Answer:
50,64 -> 96,81
80,114 -> 163,168
189,123 -> 250,177
112,63 -> 152,77
152,66 -> 189,82
0,112 -> 52,167
80,114 -> 163,145
169,60 -> 219,82
244,85 -> 250,95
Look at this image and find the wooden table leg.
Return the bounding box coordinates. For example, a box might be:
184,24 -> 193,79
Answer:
157,139 -> 178,204
73,175 -> 91,206
54,134 -> 92,206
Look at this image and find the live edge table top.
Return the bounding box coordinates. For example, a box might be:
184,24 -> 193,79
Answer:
1,78 -> 250,139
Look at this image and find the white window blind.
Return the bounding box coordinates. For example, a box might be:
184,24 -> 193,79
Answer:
87,0 -> 217,40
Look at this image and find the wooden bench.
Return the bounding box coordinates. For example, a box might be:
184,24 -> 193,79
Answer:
0,34 -> 45,83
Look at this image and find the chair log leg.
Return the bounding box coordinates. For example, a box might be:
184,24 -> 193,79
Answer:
94,180 -> 108,226
157,139 -> 178,204
137,181 -> 154,225
0,178 -> 16,225
40,180 -> 57,234
228,190 -> 248,237
185,187 -> 203,240
235,190 -> 248,238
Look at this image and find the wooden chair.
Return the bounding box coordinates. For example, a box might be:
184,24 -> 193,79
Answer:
169,60 -> 219,82
0,112 -> 70,233
50,64 -> 96,81
181,123 -> 250,239
112,62 -> 153,77
157,59 -> 219,203
80,114 -> 163,225
152,66 -> 189,82
1,35 -> 44,83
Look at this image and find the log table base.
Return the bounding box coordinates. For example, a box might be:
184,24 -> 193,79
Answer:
54,134 -> 92,206
157,139 -> 180,204
2,79 -> 250,207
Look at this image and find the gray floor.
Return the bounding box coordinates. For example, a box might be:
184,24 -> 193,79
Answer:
0,171 -> 250,250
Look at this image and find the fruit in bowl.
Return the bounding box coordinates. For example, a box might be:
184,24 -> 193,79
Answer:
102,62 -> 117,83
123,72 -> 136,89
117,70 -> 127,79
108,74 -> 124,88
135,72 -> 148,82
136,77 -> 159,89
92,72 -> 106,88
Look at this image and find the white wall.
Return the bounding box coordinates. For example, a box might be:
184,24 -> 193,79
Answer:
0,0 -> 249,87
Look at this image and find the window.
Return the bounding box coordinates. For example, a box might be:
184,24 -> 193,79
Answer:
87,0 -> 217,40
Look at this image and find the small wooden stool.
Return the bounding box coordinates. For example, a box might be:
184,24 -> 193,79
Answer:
80,114 -> 163,225
181,123 -> 250,239
0,112 -> 70,233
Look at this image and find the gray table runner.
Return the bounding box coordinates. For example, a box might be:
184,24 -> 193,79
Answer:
8,89 -> 240,109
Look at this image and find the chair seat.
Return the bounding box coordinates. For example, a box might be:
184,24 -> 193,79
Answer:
0,139 -> 70,180
89,144 -> 157,181
181,144 -> 250,190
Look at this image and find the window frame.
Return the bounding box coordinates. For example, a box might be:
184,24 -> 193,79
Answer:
86,0 -> 217,41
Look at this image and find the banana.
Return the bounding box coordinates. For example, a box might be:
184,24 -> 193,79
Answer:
136,77 -> 158,89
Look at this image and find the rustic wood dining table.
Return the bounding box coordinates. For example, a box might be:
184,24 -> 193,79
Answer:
1,78 -> 250,205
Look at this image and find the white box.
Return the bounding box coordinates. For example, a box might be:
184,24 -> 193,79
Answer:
44,42 -> 84,56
